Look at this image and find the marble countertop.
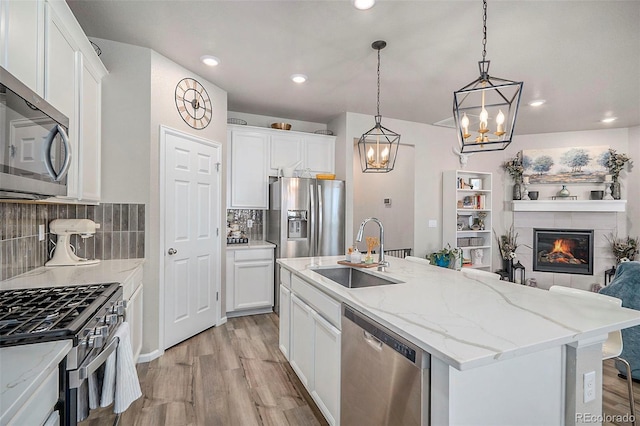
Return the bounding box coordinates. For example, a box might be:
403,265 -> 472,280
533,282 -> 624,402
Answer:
0,340 -> 72,424
278,256 -> 640,370
226,240 -> 276,250
0,259 -> 145,290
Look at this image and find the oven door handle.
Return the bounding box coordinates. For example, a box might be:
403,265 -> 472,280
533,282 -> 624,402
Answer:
69,336 -> 119,389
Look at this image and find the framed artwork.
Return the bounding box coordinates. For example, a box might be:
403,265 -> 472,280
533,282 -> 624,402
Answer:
522,145 -> 610,183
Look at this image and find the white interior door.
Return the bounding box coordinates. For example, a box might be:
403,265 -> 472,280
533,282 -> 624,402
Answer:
163,127 -> 220,349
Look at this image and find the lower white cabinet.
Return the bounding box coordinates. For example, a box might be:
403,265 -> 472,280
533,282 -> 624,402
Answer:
122,265 -> 143,363
278,284 -> 291,359
285,271 -> 341,426
226,246 -> 274,317
311,310 -> 341,426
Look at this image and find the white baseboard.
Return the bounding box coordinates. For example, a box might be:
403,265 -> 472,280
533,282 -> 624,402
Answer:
226,307 -> 273,318
217,316 -> 228,326
137,349 -> 163,363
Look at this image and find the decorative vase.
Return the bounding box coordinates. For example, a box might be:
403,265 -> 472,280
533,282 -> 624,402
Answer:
611,179 -> 621,200
558,185 -> 570,197
512,179 -> 523,201
502,258 -> 514,282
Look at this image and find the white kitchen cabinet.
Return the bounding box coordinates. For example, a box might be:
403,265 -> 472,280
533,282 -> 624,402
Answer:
225,246 -> 274,317
288,273 -> 341,425
442,170 -> 493,271
2,0 -> 106,203
311,310 -> 341,426
278,284 -> 291,359
7,367 -> 59,426
122,265 -> 144,363
228,127 -> 269,208
278,266 -> 292,359
268,130 -> 335,177
304,136 -> 335,175
269,132 -> 304,172
0,0 -> 44,93
75,56 -> 102,202
290,293 -> 315,389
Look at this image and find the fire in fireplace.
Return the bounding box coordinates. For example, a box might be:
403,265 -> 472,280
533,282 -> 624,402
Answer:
533,229 -> 594,275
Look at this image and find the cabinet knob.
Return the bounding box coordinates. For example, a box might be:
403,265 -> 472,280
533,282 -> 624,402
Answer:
168,248 -> 177,255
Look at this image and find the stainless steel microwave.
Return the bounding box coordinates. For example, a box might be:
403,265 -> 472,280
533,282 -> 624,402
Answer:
1,66 -> 71,200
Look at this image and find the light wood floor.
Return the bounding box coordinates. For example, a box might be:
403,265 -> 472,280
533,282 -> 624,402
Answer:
81,313 -> 637,426
81,313 -> 326,426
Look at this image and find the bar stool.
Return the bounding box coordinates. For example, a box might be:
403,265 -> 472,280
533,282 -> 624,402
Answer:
549,286 -> 636,425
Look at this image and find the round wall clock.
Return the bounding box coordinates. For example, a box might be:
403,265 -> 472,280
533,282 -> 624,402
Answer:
174,77 -> 212,129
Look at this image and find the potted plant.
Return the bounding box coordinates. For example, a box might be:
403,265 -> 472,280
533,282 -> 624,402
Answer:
429,244 -> 461,269
606,233 -> 639,264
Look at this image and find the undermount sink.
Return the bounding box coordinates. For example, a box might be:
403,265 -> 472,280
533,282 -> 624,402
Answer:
311,266 -> 403,288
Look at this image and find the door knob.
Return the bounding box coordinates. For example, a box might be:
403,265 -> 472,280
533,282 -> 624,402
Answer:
168,248 -> 177,255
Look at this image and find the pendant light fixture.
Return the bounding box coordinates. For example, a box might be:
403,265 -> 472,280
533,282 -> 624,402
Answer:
358,40 -> 400,173
453,0 -> 523,153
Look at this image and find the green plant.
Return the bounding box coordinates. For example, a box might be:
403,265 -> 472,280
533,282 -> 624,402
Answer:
429,244 -> 461,268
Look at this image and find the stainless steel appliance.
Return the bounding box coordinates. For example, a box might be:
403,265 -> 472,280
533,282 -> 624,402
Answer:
0,283 -> 126,425
267,177 -> 345,310
341,305 -> 430,425
0,66 -> 71,200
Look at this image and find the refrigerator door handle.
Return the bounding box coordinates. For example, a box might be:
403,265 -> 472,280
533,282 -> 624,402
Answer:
308,180 -> 316,257
317,182 -> 323,255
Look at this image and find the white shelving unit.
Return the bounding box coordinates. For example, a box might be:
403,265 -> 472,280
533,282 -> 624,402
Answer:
443,170 -> 493,270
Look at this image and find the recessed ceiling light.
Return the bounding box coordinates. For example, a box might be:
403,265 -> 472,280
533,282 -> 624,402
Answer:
290,74 -> 308,84
528,100 -> 546,107
601,117 -> 617,123
353,0 -> 375,10
200,55 -> 220,67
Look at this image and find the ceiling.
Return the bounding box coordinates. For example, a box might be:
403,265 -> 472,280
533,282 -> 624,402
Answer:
66,0 -> 640,136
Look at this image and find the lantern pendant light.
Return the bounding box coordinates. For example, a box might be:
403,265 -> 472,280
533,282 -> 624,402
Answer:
453,0 -> 523,153
358,40 -> 400,173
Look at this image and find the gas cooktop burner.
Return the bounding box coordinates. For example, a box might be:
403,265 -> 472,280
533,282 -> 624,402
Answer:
0,283 -> 120,346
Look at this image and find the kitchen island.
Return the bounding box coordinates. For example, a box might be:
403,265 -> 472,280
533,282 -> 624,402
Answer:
277,256 -> 640,426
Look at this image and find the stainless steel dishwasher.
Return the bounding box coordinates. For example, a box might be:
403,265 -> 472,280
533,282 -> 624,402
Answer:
341,304 -> 430,425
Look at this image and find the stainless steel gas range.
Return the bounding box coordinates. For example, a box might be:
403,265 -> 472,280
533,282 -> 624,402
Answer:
0,283 -> 125,425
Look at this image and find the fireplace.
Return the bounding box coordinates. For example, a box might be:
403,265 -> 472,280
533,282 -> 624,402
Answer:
533,229 -> 594,275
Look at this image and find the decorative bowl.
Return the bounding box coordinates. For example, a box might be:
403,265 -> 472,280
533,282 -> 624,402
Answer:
271,122 -> 292,130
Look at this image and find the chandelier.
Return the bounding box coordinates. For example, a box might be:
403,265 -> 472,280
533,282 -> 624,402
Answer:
357,40 -> 400,173
453,0 -> 523,153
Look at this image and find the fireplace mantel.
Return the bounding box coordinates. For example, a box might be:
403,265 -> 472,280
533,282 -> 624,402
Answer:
512,200 -> 626,212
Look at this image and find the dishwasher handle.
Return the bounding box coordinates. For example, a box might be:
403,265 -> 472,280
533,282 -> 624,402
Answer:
363,330 -> 383,351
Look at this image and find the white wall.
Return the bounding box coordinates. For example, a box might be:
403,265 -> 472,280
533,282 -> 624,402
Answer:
96,38 -> 228,357
627,125 -> 640,236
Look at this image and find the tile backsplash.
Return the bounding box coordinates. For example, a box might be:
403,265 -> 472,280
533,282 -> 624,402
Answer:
0,202 -> 145,281
226,209 -> 264,241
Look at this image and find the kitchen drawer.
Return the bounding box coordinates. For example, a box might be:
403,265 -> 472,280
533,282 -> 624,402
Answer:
280,267 -> 292,288
234,248 -> 274,262
291,274 -> 341,329
8,367 -> 58,426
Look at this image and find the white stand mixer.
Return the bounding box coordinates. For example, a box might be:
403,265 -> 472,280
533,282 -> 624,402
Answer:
46,219 -> 101,266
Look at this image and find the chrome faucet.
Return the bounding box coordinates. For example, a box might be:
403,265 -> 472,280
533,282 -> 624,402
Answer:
356,217 -> 388,271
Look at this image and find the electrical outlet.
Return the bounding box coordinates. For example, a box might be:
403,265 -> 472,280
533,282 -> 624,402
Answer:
38,224 -> 45,241
247,219 -> 253,228
428,220 -> 437,228
583,371 -> 596,403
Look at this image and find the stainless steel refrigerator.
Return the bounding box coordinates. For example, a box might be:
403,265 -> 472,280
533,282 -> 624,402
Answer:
267,178 -> 345,312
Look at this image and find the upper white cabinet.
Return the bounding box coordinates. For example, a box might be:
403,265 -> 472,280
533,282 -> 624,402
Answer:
1,0 -> 107,203
76,56 -> 102,202
268,131 -> 335,176
227,124 -> 335,209
228,128 -> 270,208
0,0 -> 44,93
